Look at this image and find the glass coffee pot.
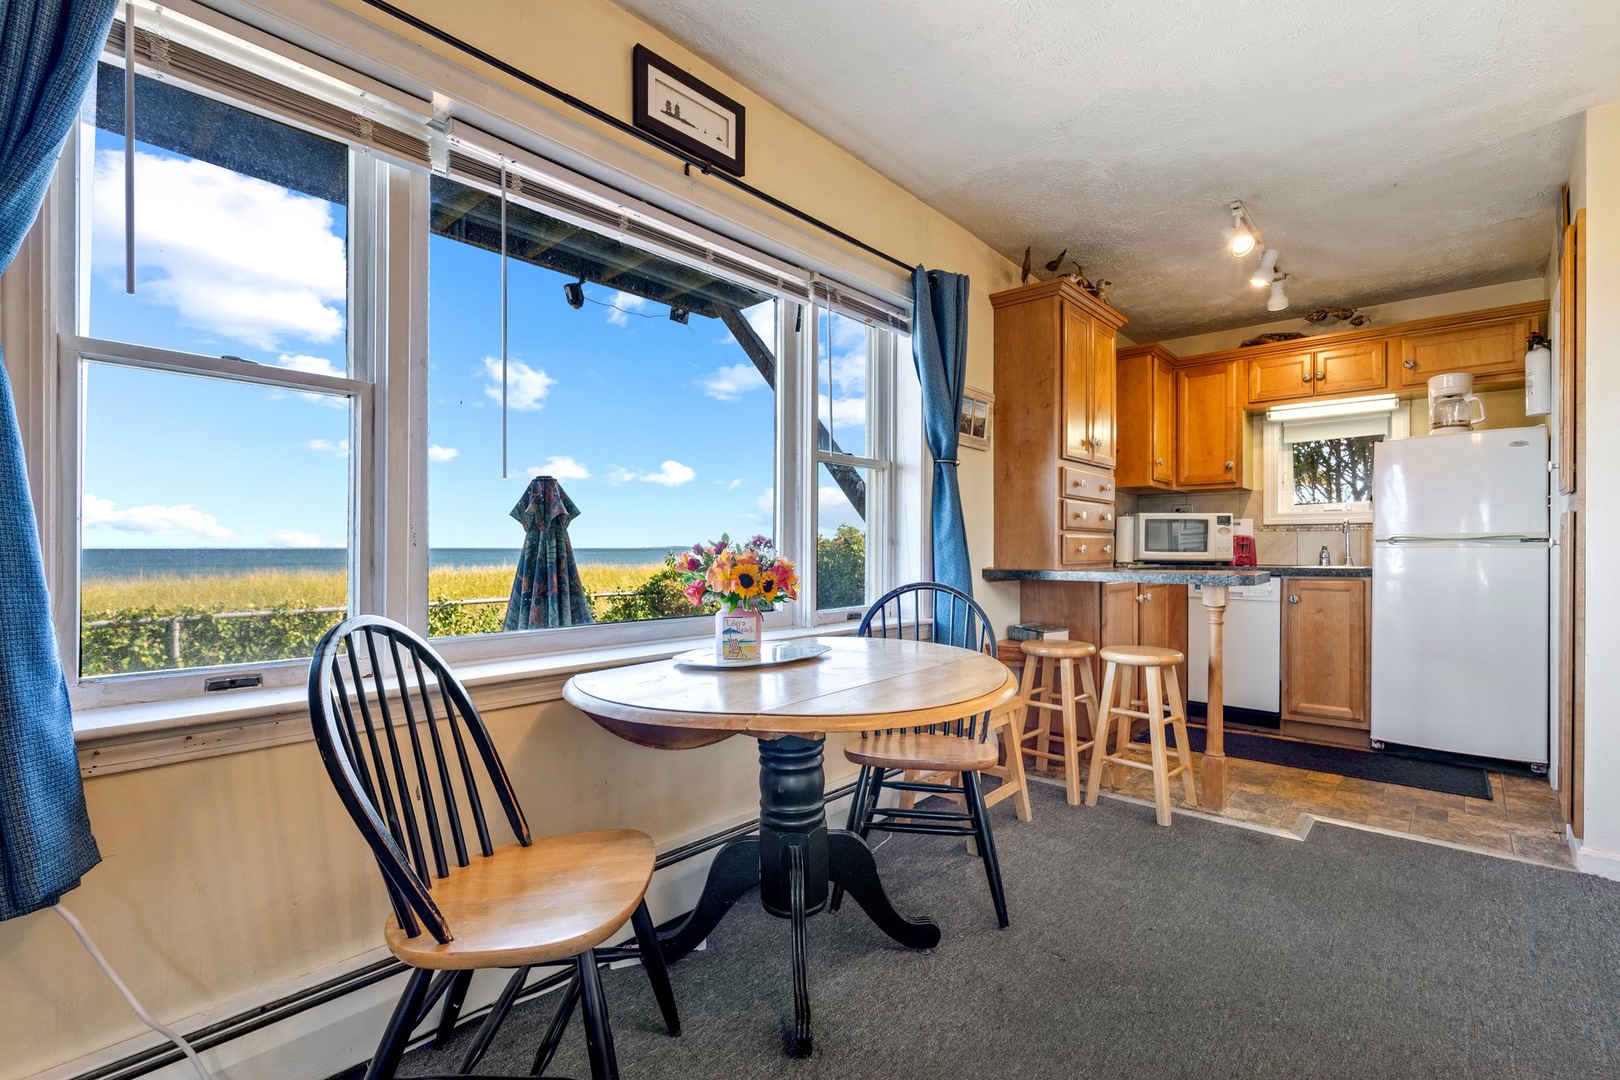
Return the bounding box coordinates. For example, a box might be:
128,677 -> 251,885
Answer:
1427,372 -> 1485,434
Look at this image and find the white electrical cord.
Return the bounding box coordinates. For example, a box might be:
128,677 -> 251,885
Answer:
52,904 -> 215,1080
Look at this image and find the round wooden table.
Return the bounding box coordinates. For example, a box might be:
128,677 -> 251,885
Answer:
562,636 -> 1020,1056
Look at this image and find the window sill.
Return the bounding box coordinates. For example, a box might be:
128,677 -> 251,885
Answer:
73,622 -> 860,777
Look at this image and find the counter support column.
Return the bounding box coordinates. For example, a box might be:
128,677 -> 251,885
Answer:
1199,584 -> 1229,810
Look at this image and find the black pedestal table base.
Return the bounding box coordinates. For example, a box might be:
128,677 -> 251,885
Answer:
659,735 -> 938,1056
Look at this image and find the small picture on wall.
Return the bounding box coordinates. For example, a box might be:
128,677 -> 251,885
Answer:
959,386 -> 993,449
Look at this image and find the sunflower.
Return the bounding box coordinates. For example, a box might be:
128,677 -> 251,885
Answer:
757,569 -> 781,603
730,557 -> 764,602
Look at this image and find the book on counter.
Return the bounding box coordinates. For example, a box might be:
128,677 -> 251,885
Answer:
1007,621 -> 1070,641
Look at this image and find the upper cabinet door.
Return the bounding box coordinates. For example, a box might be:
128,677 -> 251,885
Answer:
1174,361 -> 1240,488
1062,306 -> 1094,462
1315,341 -> 1387,395
1151,357 -> 1174,485
1393,317 -> 1531,388
1088,318 -> 1118,468
1246,351 -> 1314,404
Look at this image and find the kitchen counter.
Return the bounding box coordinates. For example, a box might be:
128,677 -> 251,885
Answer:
1256,564 -> 1371,579
982,567 -> 1272,586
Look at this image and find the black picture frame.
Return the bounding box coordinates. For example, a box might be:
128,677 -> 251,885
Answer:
632,44 -> 746,177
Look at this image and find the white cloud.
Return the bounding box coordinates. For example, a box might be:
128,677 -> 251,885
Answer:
697,362 -> 766,401
93,150 -> 345,349
84,494 -> 233,539
306,438 -> 350,455
277,354 -> 344,379
715,478 -> 744,490
481,356 -> 555,411
605,291 -> 650,327
641,460 -> 695,486
525,455 -> 590,480
428,444 -> 460,463
272,529 -> 327,548
819,394 -> 869,433
755,488 -> 775,515
607,460 -> 695,486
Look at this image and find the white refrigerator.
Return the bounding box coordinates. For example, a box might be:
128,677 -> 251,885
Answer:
1371,426 -> 1549,765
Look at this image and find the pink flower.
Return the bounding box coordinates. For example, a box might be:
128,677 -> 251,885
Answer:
692,543 -> 704,554
683,580 -> 708,606
683,554 -> 702,571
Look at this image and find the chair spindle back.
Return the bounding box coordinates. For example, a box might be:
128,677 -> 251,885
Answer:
308,615 -> 530,943
857,582 -> 997,740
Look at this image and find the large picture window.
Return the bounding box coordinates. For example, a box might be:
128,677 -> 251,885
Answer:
17,12 -> 910,709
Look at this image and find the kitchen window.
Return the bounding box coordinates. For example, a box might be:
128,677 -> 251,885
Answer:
1261,407 -> 1409,525
5,7 -> 912,711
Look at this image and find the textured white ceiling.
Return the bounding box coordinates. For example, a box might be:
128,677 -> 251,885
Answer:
613,0 -> 1620,339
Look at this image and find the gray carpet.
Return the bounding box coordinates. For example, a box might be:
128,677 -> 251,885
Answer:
403,784 -> 1620,1079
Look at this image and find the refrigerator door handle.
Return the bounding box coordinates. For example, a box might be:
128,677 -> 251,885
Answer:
1381,534 -> 1548,545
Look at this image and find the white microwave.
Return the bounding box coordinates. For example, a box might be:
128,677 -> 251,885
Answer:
1116,513 -> 1240,563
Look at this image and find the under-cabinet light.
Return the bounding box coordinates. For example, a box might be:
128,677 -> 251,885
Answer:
1265,394 -> 1401,422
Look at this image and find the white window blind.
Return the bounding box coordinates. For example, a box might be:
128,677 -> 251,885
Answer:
1280,413 -> 1392,445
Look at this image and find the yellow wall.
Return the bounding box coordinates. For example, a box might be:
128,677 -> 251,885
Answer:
0,1 -> 1021,1075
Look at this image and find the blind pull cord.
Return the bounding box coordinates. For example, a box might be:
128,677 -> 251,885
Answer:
123,2 -> 136,295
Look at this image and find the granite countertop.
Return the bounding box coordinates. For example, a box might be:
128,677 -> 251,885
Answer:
982,563 -> 1372,584
982,567 -> 1273,586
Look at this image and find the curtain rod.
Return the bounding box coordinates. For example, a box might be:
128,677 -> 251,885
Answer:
357,0 -> 916,276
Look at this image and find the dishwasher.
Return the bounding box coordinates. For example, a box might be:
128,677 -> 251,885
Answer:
1186,578 -> 1281,723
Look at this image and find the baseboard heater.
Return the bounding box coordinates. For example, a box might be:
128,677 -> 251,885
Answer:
69,782 -> 859,1080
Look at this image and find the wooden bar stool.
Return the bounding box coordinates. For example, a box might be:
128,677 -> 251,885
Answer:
1084,644 -> 1198,826
1015,639 -> 1100,805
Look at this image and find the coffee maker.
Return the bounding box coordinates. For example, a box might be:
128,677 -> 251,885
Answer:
1427,372 -> 1485,435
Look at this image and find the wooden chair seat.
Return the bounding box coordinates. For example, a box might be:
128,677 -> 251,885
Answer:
384,830 -> 655,971
844,731 -> 1000,772
1099,644 -> 1184,667
1018,639 -> 1097,660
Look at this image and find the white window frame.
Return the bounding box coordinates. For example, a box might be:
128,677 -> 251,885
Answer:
1261,409 -> 1410,526
2,7 -> 919,716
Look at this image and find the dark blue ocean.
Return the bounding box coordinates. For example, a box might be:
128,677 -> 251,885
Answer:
81,547 -> 684,580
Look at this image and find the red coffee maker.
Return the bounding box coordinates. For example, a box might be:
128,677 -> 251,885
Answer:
1230,533 -> 1257,567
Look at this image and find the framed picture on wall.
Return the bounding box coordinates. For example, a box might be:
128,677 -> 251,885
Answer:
632,44 -> 746,176
958,386 -> 993,450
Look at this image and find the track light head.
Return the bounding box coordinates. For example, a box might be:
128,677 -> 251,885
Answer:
563,281 -> 584,309
1226,201 -> 1258,258
1250,248 -> 1281,287
1267,275 -> 1290,312
669,306 -> 690,324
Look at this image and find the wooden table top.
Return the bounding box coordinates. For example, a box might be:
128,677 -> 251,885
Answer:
562,636 -> 1021,748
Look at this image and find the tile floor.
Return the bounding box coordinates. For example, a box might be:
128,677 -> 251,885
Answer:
1024,740 -> 1573,869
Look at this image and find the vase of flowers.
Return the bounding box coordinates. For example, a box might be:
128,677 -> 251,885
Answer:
679,534 -> 799,664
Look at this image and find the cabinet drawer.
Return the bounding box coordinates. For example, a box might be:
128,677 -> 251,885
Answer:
1060,465 -> 1116,503
1062,499 -> 1116,531
1060,531 -> 1115,565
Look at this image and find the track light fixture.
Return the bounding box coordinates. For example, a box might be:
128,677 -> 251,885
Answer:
563,279 -> 584,309
669,306 -> 690,324
1249,248 -> 1280,287
1267,274 -> 1290,312
1225,200 -> 1259,258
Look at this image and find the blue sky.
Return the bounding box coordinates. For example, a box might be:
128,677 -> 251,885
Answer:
80,128 -> 869,554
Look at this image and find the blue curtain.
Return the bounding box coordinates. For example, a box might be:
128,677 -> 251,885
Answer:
911,267 -> 973,597
0,0 -> 119,922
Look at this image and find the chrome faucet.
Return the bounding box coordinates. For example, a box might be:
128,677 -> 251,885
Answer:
1343,518 -> 1355,566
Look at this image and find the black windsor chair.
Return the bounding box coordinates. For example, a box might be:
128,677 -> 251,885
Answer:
832,583 -> 1011,928
307,615 -> 679,1080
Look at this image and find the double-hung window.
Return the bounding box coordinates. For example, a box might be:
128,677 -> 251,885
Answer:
11,6 -> 913,712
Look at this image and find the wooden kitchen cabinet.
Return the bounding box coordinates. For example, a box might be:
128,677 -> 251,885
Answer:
1018,580 -> 1187,708
1174,360 -> 1243,489
1116,343 -> 1176,490
1247,341 -> 1386,404
1393,314 -> 1535,389
992,279 -> 1128,568
1281,577 -> 1370,739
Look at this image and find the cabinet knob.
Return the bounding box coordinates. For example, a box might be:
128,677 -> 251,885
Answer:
1079,543 -> 1089,554
1288,595 -> 1299,604
1100,482 -> 1113,492
1155,458 -> 1165,466
1103,544 -> 1112,554
1136,593 -> 1149,603
1403,359 -> 1417,369
1224,460 -> 1234,470
1301,372 -> 1312,382
1314,370 -> 1326,381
